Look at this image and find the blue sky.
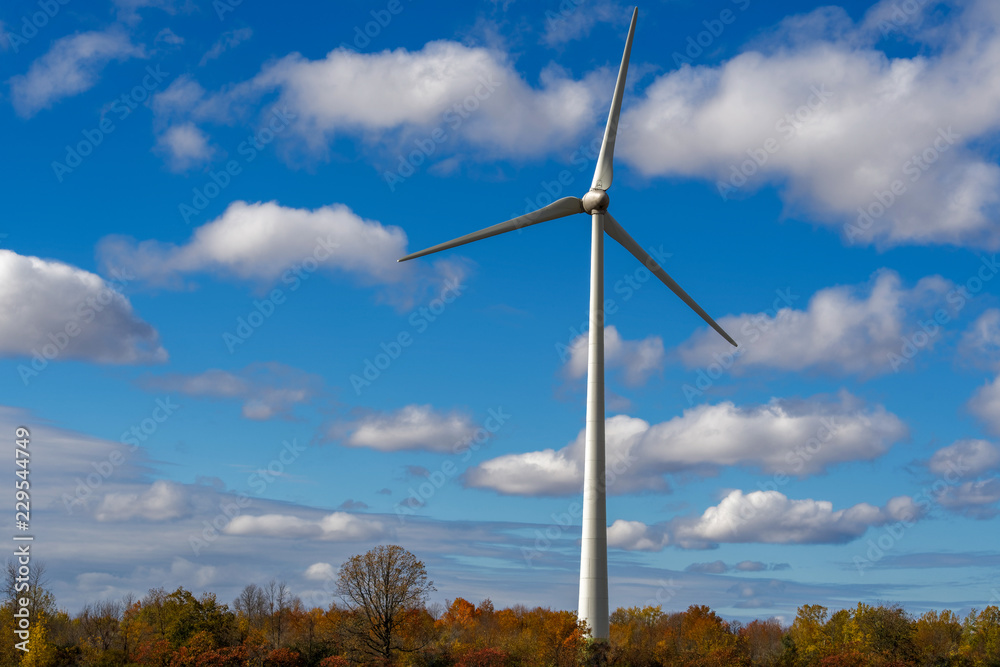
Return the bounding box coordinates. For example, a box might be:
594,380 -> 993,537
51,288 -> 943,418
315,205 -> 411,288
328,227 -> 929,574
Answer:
2,0 -> 1000,621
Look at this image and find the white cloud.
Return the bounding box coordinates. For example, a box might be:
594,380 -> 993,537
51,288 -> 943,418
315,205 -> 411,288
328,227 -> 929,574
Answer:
607,519 -> 668,551
678,271 -> 952,376
224,512 -> 386,541
935,478 -> 1000,519
304,562 -> 336,581
609,490 -> 925,551
928,439 -> 1000,479
152,40 -> 606,163
141,363 -> 319,420
97,200 -> 465,304
338,405 -> 481,453
669,489 -> 925,549
617,0 -> 1000,249
563,325 -> 664,386
155,123 -> 215,171
466,392 -> 906,495
95,480 -> 191,521
959,309 -> 1000,369
199,27 -> 252,66
969,376 -> 1000,435
0,249 -> 166,366
9,28 -> 144,117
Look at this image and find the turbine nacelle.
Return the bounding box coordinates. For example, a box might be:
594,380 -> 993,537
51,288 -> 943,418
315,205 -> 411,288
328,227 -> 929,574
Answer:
581,189 -> 610,214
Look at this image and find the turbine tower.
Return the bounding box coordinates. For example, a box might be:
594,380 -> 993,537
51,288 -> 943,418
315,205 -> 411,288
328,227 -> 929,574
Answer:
398,7 -> 736,640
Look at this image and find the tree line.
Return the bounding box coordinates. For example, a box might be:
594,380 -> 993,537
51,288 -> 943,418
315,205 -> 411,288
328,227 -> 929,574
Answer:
3,545 -> 998,666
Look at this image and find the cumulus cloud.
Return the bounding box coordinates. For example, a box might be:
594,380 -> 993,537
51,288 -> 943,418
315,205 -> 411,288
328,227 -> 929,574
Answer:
679,271 -> 953,377
617,0 -> 1000,248
155,123 -> 216,171
669,489 -> 926,549
95,480 -> 191,521
151,40 -> 606,165
928,439 -> 1000,479
10,28 -> 144,117
609,490 -> 924,550
969,376 -> 1000,435
959,309 -> 1000,369
140,363 -> 320,420
97,200 -> 466,305
304,562 -> 336,581
465,392 -> 906,495
563,325 -> 665,386
935,479 -> 1000,519
336,405 -> 483,453
224,512 -> 386,541
0,250 -> 166,366
607,519 -> 669,551
925,439 -> 1000,518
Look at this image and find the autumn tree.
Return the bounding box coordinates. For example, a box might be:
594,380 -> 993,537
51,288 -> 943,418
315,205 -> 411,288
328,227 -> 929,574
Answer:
739,618 -> 785,667
609,605 -> 664,665
912,609 -> 962,665
787,604 -> 830,666
20,611 -> 56,667
853,602 -> 916,665
960,605 -> 1000,666
335,545 -> 435,662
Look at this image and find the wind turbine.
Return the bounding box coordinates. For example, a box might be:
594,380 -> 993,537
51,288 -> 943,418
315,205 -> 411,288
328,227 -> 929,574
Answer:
397,7 -> 736,640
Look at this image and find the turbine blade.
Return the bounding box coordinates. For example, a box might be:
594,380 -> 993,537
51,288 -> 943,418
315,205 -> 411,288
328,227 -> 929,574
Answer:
591,7 -> 638,191
604,212 -> 737,347
398,196 -> 585,262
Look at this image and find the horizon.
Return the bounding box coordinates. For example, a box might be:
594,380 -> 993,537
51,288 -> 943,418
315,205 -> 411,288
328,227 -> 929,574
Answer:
2,0 -> 999,623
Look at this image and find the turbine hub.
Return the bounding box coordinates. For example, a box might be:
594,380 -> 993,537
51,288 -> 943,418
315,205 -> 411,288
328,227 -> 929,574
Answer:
581,188 -> 610,214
